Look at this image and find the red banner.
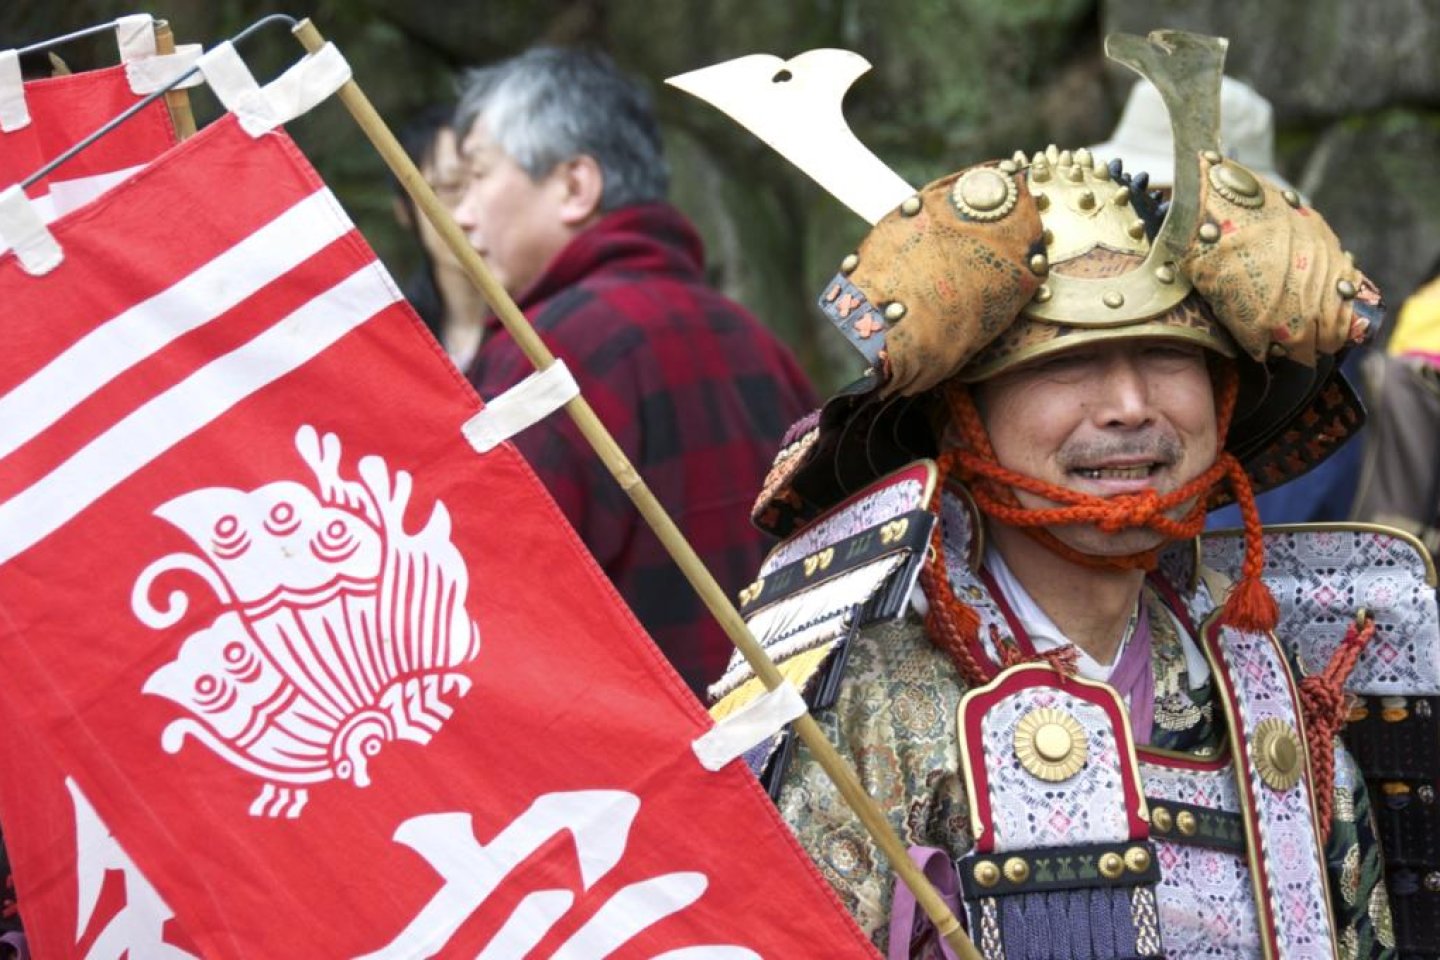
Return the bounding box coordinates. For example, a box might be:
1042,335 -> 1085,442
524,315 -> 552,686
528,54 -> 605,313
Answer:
0,113 -> 875,957
0,44 -> 183,959
0,53 -> 176,217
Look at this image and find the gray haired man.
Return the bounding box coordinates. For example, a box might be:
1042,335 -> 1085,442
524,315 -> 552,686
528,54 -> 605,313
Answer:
451,47 -> 819,697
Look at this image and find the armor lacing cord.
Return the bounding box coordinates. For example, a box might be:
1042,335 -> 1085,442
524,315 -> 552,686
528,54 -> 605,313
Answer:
1299,616 -> 1377,841
920,369 -> 1279,685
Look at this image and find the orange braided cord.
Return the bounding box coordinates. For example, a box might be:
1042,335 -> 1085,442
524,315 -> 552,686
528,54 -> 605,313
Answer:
1299,617 -> 1377,841
919,361 -> 1279,683
918,475 -> 997,688
945,372 -> 1237,555
1216,453 -> 1279,633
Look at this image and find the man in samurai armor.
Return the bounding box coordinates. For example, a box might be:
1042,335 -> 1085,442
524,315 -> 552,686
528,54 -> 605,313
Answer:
682,30 -> 1440,960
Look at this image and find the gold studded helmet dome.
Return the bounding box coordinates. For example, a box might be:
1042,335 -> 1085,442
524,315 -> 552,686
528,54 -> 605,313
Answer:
955,146 -> 1238,384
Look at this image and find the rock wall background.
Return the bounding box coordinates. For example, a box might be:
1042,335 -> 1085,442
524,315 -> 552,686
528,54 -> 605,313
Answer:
7,0 -> 1440,393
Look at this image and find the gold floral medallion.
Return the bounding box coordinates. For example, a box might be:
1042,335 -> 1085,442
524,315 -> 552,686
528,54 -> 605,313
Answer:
1014,707 -> 1087,782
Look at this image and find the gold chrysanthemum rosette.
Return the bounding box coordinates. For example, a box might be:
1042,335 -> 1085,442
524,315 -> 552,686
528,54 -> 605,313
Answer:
1014,707 -> 1089,782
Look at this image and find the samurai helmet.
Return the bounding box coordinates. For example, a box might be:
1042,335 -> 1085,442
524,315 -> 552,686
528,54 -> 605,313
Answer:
671,30 -> 1383,538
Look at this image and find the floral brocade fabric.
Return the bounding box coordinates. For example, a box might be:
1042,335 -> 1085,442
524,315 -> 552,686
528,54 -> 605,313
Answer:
775,588 -> 1394,957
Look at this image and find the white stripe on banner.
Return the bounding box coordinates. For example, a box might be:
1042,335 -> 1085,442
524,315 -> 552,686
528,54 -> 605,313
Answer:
0,167 -> 146,259
47,165 -> 149,219
0,264 -> 401,566
0,190 -> 353,460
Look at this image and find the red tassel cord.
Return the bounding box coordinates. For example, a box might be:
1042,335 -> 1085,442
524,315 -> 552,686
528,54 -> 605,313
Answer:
1299,615 -> 1378,841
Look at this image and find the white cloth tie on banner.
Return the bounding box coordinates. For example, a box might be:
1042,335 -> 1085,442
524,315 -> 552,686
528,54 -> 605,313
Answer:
0,50 -> 29,132
198,41 -> 351,137
0,186 -> 63,275
126,44 -> 205,94
114,14 -> 158,62
691,681 -> 806,772
462,360 -> 580,452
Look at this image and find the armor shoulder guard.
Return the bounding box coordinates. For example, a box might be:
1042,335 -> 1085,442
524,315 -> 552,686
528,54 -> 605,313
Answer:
706,461 -> 938,785
1199,523 -> 1440,697
1201,523 -> 1440,952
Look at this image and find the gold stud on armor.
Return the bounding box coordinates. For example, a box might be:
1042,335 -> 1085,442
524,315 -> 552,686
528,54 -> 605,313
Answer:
1127,220 -> 1147,240
1112,186 -> 1131,207
1035,193 -> 1051,212
951,167 -> 1019,222
1067,165 -> 1086,184
1003,857 -> 1030,884
1151,806 -> 1174,832
1155,265 -> 1176,284
900,195 -> 923,216
1269,343 -> 1288,358
1124,846 -> 1152,873
1337,278 -> 1358,300
840,253 -> 859,275
884,302 -> 907,323
1029,254 -> 1049,277
1253,717 -> 1305,791
1098,852 -> 1125,879
1283,189 -> 1302,208
1176,810 -> 1199,836
1103,291 -> 1125,309
1198,222 -> 1221,244
974,861 -> 1001,887
1014,708 -> 1087,781
1202,149 -> 1223,164
1034,283 -> 1053,303
1209,161 -> 1265,208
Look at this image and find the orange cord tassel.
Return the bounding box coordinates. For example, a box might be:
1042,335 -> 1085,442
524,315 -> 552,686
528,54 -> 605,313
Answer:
1299,617 -> 1376,840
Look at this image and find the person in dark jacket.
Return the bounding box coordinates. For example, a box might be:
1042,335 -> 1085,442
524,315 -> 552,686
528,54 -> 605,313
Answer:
451,47 -> 819,696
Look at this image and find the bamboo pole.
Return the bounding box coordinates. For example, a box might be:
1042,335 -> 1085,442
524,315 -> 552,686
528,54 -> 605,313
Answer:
153,20 -> 197,140
291,19 -> 979,959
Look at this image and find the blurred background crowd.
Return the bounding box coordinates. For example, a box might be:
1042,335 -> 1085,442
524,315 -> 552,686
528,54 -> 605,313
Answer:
7,0 -> 1440,643
9,0 -> 1437,395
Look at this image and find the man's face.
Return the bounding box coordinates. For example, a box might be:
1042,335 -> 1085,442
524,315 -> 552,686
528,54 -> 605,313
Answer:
453,119 -> 572,297
973,339 -> 1220,556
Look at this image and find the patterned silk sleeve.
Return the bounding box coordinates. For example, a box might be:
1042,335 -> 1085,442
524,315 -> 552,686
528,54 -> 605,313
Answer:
1327,743 -> 1397,958
775,616 -> 974,953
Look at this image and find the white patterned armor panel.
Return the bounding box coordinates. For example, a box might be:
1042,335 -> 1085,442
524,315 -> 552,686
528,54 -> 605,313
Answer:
981,687 -> 1131,851
1141,758 -> 1261,957
1203,527 -> 1440,695
1209,626 -> 1338,958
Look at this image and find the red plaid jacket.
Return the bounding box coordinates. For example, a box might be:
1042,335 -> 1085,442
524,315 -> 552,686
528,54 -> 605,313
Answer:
466,203 -> 819,695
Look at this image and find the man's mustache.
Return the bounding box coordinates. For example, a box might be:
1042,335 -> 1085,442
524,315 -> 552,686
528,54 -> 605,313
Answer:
1058,431 -> 1184,470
